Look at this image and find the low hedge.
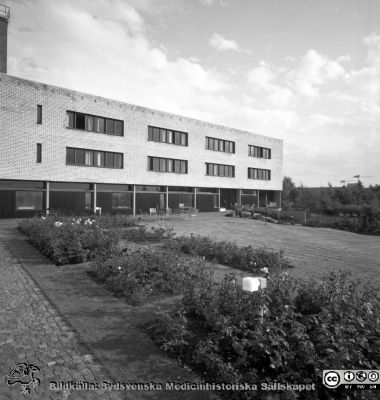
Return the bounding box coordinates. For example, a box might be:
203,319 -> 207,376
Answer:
89,248 -> 212,305
166,234 -> 291,273
145,270 -> 380,399
19,217 -> 119,265
119,225 -> 175,243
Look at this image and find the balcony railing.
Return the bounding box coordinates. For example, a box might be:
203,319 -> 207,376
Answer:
0,4 -> 10,22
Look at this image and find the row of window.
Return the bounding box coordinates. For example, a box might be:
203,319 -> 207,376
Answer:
36,105 -> 272,158
206,163 -> 235,178
206,137 -> 235,154
66,147 -> 123,169
249,145 -> 271,159
148,126 -> 188,146
35,106 -> 272,158
67,111 -> 124,136
148,156 -> 188,174
248,168 -> 271,180
39,145 -> 271,179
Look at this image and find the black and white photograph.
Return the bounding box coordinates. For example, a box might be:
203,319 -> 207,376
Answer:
0,0 -> 379,399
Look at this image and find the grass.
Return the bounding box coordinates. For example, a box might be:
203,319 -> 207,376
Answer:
164,212 -> 380,287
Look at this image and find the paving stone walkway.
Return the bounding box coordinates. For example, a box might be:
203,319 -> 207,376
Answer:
0,229 -> 126,400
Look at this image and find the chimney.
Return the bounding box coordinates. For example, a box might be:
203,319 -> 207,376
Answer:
0,4 -> 10,74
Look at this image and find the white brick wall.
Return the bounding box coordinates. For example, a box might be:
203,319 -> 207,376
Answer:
0,73 -> 283,190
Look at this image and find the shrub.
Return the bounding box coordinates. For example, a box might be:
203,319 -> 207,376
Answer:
166,234 -> 291,273
95,214 -> 137,229
89,248 -> 212,305
145,270 -> 380,399
120,225 -> 175,242
19,216 -> 119,265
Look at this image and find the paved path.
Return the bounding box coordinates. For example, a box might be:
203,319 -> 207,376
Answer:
162,212 -> 380,286
0,224 -> 125,400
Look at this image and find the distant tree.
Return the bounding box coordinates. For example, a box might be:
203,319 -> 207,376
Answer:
282,176 -> 297,210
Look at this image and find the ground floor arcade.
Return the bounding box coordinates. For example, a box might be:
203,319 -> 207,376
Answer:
0,180 -> 281,218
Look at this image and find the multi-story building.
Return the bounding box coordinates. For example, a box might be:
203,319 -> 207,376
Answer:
0,5 -> 283,218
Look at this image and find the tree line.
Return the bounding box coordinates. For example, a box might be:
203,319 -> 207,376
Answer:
282,177 -> 380,235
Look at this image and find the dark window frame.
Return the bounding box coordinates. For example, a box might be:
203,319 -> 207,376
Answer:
206,136 -> 235,154
148,126 -> 188,147
36,143 -> 42,163
66,147 -> 123,169
248,168 -> 271,180
248,145 -> 271,159
66,111 -> 124,136
147,156 -> 188,174
205,163 -> 235,178
37,105 -> 42,124
15,191 -> 44,211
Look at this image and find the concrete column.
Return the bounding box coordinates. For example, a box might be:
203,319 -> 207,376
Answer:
237,189 -> 242,204
194,187 -> 197,209
257,189 -> 260,208
133,185 -> 136,215
166,186 -> 169,210
93,183 -> 97,213
45,181 -> 50,215
218,188 -> 221,209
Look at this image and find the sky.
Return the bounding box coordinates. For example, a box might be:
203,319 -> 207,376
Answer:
4,0 -> 380,187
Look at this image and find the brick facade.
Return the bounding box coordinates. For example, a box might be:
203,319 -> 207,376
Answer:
0,73 -> 283,191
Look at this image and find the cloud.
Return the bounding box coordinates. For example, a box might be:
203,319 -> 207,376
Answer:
247,61 -> 275,89
199,0 -> 214,6
363,32 -> 380,67
209,33 -> 239,51
8,0 -> 231,116
199,0 -> 229,6
247,61 -> 295,107
291,49 -> 346,98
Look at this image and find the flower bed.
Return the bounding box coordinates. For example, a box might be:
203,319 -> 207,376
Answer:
166,234 -> 291,273
145,270 -> 380,399
89,248 -> 212,305
119,225 -> 175,243
19,216 -> 119,265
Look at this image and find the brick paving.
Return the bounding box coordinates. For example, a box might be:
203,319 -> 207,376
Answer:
0,227 -> 126,400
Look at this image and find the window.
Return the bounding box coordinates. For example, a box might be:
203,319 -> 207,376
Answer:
16,191 -> 43,210
85,150 -> 93,166
205,137 -> 235,153
95,117 -> 105,133
148,156 -> 188,174
112,192 -> 132,209
94,151 -> 105,167
37,105 -> 42,124
66,147 -> 123,169
66,111 -> 123,136
148,126 -> 188,146
75,149 -> 85,165
76,113 -> 85,130
248,145 -> 271,159
106,119 -> 115,135
85,192 -> 92,210
68,111 -> 75,128
105,152 -> 114,168
37,143 -> 42,163
114,153 -> 123,169
85,115 -> 94,131
248,168 -> 271,180
206,163 -> 235,177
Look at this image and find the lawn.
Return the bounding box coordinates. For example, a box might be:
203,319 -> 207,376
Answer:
164,212 -> 380,287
